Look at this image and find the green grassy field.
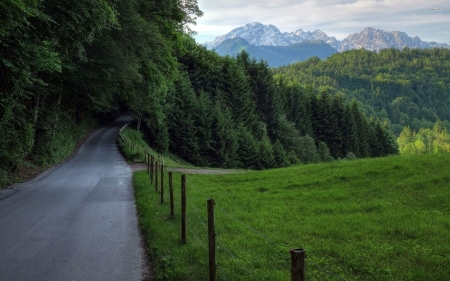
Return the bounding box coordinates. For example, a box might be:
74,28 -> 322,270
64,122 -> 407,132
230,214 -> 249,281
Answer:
133,153 -> 450,281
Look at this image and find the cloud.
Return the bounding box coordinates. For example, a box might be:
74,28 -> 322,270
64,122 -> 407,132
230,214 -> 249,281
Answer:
193,0 -> 450,44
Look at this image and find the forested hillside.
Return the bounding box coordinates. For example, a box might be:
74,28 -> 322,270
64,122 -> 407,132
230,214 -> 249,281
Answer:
0,0 -> 202,186
273,48 -> 450,135
158,45 -> 398,169
1,0 -> 398,186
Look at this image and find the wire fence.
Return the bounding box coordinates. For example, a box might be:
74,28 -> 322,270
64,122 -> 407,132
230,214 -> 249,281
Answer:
119,134 -> 351,281
186,174 -> 347,281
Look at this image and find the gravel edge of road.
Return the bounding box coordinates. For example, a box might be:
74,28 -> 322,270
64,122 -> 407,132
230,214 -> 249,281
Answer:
129,163 -> 243,175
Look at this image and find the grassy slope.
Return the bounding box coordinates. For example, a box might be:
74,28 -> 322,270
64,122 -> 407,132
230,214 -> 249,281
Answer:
133,153 -> 450,281
118,126 -> 192,168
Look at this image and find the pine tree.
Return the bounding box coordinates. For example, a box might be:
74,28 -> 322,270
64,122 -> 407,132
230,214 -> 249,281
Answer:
192,91 -> 215,166
300,88 -> 315,138
329,95 -> 345,158
272,140 -> 289,167
318,141 -> 333,162
219,57 -> 257,128
368,118 -> 383,157
351,100 -> 371,157
342,103 -> 360,156
236,126 -> 260,169
210,99 -> 239,168
297,135 -> 319,164
165,74 -> 201,163
258,136 -> 276,169
241,57 -> 283,137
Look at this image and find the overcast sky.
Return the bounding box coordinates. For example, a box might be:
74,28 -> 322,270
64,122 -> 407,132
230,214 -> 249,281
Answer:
192,0 -> 450,44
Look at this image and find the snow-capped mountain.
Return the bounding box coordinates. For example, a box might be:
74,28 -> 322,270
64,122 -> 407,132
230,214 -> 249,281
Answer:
204,23 -> 450,52
339,27 -> 450,51
205,22 -> 339,50
291,29 -> 340,50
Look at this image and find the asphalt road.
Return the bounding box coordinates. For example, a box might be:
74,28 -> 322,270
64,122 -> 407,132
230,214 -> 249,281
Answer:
0,115 -> 146,281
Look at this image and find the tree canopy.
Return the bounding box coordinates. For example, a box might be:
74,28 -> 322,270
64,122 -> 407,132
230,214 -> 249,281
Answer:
273,48 -> 450,135
1,1 -> 400,186
0,0 -> 201,185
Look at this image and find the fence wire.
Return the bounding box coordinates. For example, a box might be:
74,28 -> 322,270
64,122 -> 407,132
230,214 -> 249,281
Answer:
161,172 -> 352,281
186,218 -> 208,251
186,176 -> 287,249
218,268 -> 231,281
186,177 -> 212,199
216,233 -> 261,281
186,194 -> 208,230
306,258 -> 349,281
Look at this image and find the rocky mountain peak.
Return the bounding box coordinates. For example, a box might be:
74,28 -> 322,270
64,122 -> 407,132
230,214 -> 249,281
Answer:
206,22 -> 338,50
204,23 -> 450,53
338,27 -> 448,51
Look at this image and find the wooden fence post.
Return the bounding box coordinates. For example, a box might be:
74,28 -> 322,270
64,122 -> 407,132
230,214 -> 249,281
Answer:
160,165 -> 164,203
155,160 -> 159,192
181,174 -> 186,244
147,153 -> 150,174
150,155 -> 154,185
169,172 -> 174,218
208,199 -> 217,281
290,248 -> 305,281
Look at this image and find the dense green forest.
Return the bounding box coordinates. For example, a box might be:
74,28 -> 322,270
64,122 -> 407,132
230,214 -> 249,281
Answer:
273,48 -> 450,135
165,46 -> 398,169
1,0 -> 398,186
0,0 -> 202,186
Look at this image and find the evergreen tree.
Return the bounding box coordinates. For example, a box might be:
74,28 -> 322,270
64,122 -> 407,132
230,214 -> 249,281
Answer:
351,100 -> 371,157
318,141 -> 333,162
219,57 -> 257,128
329,94 -> 345,158
297,135 -> 319,164
342,103 -> 360,157
300,87 -> 315,138
236,126 -> 260,169
242,56 -> 283,136
210,99 -> 239,168
367,118 -> 383,157
272,140 -> 289,167
166,74 -> 200,162
258,136 -> 276,169
192,90 -> 215,166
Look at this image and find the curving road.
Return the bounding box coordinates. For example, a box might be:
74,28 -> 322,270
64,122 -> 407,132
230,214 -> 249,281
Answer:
0,115 -> 147,281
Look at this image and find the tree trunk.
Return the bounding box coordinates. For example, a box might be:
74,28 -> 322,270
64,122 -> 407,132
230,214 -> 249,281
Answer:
53,86 -> 62,136
136,111 -> 142,131
33,95 -> 40,126
31,95 -> 40,147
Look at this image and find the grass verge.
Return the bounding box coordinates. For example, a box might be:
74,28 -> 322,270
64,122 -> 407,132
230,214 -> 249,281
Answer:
118,126 -> 192,168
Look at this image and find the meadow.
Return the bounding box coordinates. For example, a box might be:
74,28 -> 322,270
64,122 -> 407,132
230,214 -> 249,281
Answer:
132,153 -> 450,281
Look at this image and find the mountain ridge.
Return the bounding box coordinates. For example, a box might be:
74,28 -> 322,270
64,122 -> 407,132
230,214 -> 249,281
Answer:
204,23 -> 450,52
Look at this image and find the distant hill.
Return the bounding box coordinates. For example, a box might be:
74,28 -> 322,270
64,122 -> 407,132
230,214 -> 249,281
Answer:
273,48 -> 450,134
214,37 -> 337,67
